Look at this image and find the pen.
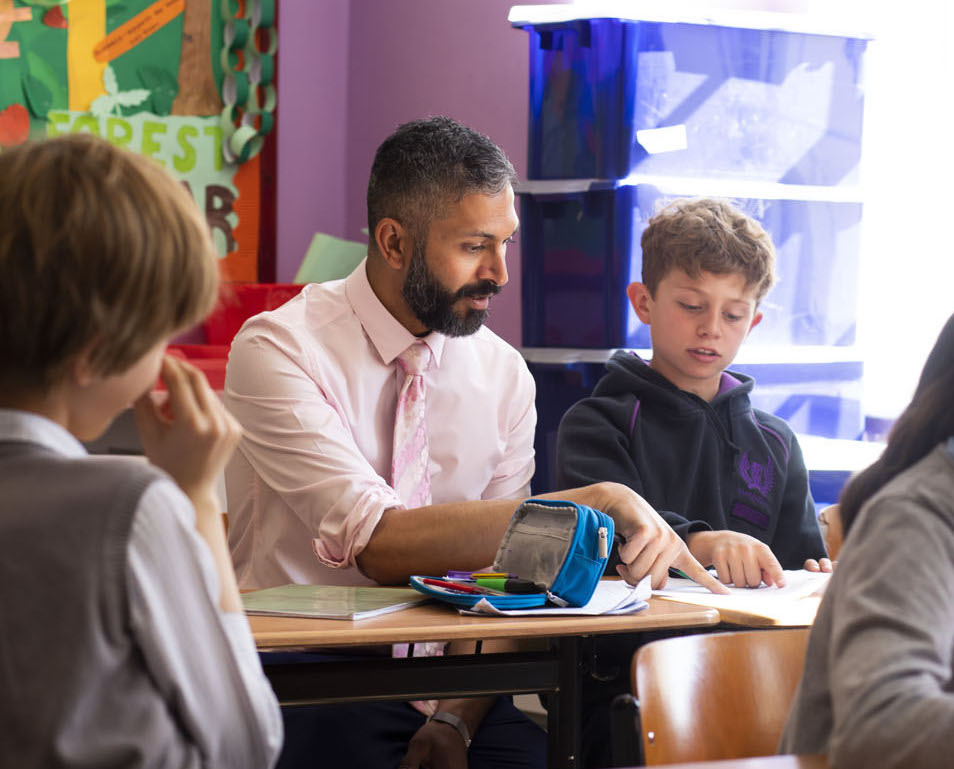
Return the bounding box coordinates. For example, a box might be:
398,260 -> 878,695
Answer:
421,578 -> 506,595
474,577 -> 545,594
444,571 -> 512,580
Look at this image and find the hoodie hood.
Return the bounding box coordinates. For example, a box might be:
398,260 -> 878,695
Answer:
594,349 -> 755,410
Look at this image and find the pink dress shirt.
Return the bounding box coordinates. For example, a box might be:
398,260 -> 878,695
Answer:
224,260 -> 537,589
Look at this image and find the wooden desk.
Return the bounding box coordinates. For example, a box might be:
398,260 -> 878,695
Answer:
251,598 -> 719,769
656,595 -> 821,628
619,755 -> 828,769
654,572 -> 831,628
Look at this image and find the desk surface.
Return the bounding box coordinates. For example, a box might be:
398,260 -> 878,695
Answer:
620,756 -> 827,769
251,596 -> 720,649
655,595 -> 821,628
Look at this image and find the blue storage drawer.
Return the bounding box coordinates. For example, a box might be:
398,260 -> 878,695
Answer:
519,182 -> 863,349
513,13 -> 869,185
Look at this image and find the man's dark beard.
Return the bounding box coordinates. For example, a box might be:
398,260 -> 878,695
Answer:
402,242 -> 501,337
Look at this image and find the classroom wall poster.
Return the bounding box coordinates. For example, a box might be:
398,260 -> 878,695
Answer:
0,0 -> 263,281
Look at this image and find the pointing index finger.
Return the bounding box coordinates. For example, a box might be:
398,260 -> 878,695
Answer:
673,552 -> 731,595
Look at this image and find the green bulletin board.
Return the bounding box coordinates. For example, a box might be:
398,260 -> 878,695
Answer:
0,0 -> 275,281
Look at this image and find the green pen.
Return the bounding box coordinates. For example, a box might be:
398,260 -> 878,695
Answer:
474,577 -> 546,594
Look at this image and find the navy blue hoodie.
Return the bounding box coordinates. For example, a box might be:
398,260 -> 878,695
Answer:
556,351 -> 826,569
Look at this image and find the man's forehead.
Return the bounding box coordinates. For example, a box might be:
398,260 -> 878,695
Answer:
431,189 -> 518,234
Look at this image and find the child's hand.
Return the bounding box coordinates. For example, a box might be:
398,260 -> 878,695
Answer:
804,557 -> 834,573
134,355 -> 242,513
687,530 -> 786,588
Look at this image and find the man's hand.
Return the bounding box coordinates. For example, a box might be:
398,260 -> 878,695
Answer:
398,719 -> 469,769
687,529 -> 785,588
585,482 -> 730,595
804,557 -> 834,573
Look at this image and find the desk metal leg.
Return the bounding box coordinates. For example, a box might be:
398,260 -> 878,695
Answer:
547,635 -> 582,769
262,643 -> 585,769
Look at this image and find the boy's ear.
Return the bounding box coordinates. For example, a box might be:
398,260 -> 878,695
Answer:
747,311 -> 763,334
373,218 -> 412,271
70,342 -> 100,388
626,282 -> 653,324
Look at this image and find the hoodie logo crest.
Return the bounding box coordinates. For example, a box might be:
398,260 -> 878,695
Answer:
739,451 -> 774,497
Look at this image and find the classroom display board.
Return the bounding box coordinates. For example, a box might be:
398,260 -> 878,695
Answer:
0,0 -> 276,281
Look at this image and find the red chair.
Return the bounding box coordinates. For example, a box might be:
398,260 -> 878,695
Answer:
163,282 -> 305,391
202,282 -> 305,344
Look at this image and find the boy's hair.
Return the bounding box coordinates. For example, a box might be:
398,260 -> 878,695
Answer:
366,115 -> 517,247
0,134 -> 219,394
640,197 -> 776,303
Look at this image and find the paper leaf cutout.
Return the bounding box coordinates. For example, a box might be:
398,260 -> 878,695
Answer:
26,51 -> 68,113
89,93 -> 114,118
116,89 -> 149,107
92,64 -> 152,117
42,6 -> 68,28
138,66 -> 178,116
103,64 -> 119,97
21,73 -> 53,118
0,104 -> 30,147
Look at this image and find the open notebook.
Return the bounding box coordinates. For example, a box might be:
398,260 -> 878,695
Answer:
241,584 -> 429,620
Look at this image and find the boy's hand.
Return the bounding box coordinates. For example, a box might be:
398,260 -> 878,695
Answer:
804,557 -> 834,573
134,355 -> 242,511
687,530 -> 786,588
590,482 -> 730,595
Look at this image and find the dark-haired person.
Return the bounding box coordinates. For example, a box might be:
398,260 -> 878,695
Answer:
225,116 -> 721,769
780,311 -> 954,768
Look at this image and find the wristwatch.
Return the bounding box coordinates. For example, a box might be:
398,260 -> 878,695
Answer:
428,710 -> 472,748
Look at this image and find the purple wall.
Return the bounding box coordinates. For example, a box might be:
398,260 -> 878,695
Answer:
275,3 -> 350,282
276,0 -> 564,347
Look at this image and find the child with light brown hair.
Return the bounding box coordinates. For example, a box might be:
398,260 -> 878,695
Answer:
558,196 -> 831,769
0,134 -> 281,767
559,197 -> 830,586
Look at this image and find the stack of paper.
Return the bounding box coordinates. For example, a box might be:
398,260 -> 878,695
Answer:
463,577 -> 652,617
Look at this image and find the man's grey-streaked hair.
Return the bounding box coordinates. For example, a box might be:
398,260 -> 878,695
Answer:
367,116 -> 517,247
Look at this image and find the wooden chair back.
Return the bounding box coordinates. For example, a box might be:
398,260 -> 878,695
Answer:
633,628 -> 810,765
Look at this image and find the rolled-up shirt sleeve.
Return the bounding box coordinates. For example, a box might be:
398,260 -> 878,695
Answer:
226,322 -> 403,569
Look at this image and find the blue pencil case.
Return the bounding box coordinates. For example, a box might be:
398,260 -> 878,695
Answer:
410,498 -> 613,610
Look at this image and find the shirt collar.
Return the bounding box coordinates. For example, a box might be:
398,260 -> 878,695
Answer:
0,408 -> 88,458
345,258 -> 446,368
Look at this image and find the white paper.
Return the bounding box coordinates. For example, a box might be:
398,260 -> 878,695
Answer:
653,569 -> 831,623
462,577 -> 652,617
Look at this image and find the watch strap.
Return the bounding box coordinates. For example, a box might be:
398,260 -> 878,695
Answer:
428,710 -> 472,748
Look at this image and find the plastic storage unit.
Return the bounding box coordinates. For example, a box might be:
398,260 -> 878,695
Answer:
509,4 -> 871,493
519,179 -> 863,351
514,6 -> 868,185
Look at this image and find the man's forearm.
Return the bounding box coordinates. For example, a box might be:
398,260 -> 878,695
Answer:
355,499 -> 522,585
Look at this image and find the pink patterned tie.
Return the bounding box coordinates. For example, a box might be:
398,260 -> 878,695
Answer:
391,341 -> 442,716
391,341 -> 432,509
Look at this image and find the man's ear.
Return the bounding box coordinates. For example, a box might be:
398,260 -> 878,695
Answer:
626,282 -> 653,324
373,218 -> 412,271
